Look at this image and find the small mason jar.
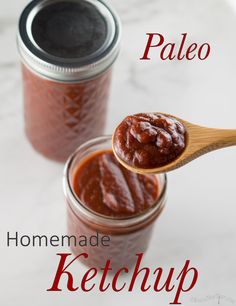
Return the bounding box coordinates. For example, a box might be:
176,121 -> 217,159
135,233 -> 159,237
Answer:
17,0 -> 121,162
63,136 -> 167,270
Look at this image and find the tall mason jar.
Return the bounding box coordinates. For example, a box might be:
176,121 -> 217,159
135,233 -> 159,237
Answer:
17,0 -> 121,162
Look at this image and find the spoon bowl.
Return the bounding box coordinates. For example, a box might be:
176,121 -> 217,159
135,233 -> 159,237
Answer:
112,113 -> 236,174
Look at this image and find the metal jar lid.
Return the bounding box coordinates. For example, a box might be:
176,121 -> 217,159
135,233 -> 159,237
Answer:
17,0 -> 121,82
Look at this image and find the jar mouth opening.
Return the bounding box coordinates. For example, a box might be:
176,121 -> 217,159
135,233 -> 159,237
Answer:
18,0 -> 121,82
63,136 -> 167,227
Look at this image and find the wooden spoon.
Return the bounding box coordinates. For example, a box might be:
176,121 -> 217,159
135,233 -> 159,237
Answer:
112,114 -> 236,174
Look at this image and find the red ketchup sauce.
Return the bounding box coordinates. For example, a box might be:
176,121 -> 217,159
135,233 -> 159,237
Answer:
64,139 -> 167,270
113,113 -> 186,169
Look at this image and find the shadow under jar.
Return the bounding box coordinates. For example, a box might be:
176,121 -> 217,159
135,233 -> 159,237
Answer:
17,0 -> 121,162
63,136 -> 167,270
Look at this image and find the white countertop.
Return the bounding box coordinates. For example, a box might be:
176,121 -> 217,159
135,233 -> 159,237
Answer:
0,0 -> 236,305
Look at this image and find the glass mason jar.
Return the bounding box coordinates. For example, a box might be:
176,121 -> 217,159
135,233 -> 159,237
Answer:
17,0 -> 121,162
63,136 -> 167,270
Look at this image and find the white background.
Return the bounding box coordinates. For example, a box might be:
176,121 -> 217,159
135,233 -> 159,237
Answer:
0,0 -> 236,305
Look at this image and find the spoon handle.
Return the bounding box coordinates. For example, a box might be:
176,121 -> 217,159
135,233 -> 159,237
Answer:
186,123 -> 236,157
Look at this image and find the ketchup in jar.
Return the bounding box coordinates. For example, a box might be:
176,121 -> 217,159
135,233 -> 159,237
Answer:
63,136 -> 167,270
17,0 -> 121,162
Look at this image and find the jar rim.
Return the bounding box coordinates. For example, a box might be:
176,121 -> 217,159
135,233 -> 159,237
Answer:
17,0 -> 121,82
63,136 -> 167,229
